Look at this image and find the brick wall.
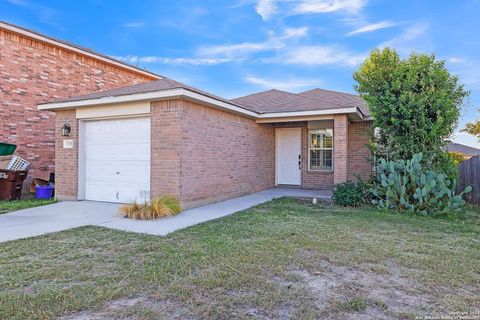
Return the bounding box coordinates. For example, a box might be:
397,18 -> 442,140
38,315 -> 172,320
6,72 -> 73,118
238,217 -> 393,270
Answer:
149,99 -> 276,208
54,110 -> 77,200
348,121 -> 373,181
150,100 -> 182,198
301,126 -> 335,190
53,98 -> 372,203
272,122 -> 334,190
333,114 -> 348,185
0,27 -> 155,182
178,100 -> 275,208
273,118 -> 371,189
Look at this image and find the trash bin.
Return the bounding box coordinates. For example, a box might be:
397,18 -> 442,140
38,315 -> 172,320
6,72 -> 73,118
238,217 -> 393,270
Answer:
0,169 -> 29,200
0,143 -> 17,156
35,185 -> 54,199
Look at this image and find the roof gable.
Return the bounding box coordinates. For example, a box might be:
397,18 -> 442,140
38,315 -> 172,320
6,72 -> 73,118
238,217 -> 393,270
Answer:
231,88 -> 369,116
299,88 -> 370,116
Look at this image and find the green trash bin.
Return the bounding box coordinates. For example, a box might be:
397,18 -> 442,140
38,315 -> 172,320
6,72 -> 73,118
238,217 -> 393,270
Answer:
0,143 -> 17,156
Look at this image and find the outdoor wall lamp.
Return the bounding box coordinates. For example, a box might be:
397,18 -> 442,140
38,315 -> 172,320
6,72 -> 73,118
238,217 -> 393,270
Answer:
61,121 -> 71,137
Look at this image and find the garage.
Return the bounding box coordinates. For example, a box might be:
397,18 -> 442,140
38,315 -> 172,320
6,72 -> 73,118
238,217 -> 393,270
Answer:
82,117 -> 151,203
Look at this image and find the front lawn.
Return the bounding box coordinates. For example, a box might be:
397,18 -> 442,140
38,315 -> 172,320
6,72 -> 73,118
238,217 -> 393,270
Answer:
0,199 -> 478,319
0,198 -> 57,214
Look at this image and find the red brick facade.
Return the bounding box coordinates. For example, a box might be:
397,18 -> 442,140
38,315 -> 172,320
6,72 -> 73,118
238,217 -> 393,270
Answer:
150,100 -> 183,199
0,26 -> 156,182
273,119 -> 373,190
150,99 -> 275,208
179,100 -> 275,208
54,110 -> 78,200
53,98 -> 373,207
333,114 -> 349,185
348,121 -> 373,181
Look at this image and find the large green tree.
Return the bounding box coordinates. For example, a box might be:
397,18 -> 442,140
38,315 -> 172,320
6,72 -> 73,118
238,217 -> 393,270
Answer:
353,48 -> 469,176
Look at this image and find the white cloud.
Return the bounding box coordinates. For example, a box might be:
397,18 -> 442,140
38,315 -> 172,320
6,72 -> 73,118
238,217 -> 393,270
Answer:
112,56 -> 232,65
245,75 -> 323,90
198,42 -> 278,57
448,57 -> 467,64
253,0 -> 367,20
255,0 -> 278,20
281,27 -> 309,39
279,45 -> 366,67
347,20 -> 396,36
6,0 -> 61,27
294,0 -> 367,14
446,57 -> 480,90
197,27 -> 308,58
122,21 -> 146,28
379,23 -> 429,52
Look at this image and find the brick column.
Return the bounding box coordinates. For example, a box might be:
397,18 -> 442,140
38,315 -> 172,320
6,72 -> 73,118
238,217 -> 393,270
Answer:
334,114 -> 348,184
54,110 -> 78,200
150,100 -> 182,200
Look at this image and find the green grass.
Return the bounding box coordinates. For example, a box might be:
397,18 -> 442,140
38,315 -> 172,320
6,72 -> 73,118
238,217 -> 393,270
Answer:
0,199 -> 478,319
0,198 -> 57,214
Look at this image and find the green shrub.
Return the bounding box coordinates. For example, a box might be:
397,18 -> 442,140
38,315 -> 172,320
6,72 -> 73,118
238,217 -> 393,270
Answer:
370,153 -> 471,216
332,181 -> 368,207
120,195 -> 182,220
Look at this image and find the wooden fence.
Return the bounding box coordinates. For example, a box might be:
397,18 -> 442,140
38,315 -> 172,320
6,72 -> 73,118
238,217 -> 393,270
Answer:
457,155 -> 480,204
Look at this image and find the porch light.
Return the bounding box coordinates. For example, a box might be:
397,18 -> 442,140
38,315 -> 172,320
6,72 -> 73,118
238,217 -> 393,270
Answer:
61,121 -> 71,137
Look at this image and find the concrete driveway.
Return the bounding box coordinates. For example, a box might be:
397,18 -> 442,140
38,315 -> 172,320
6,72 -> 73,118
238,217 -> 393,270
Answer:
0,188 -> 331,243
0,201 -> 122,243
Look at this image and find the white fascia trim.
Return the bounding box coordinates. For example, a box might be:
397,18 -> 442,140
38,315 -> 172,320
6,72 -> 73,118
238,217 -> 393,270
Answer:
38,91 -> 361,120
258,107 -> 363,119
38,88 -> 259,118
0,22 -> 160,80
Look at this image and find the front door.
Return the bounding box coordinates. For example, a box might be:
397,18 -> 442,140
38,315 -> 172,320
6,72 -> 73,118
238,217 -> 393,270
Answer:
276,128 -> 301,185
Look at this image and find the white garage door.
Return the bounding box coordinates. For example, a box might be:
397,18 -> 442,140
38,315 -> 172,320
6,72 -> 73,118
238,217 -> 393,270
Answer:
84,117 -> 150,203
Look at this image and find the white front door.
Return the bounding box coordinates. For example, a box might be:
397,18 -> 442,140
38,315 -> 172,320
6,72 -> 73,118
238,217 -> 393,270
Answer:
84,117 -> 151,203
276,128 -> 301,185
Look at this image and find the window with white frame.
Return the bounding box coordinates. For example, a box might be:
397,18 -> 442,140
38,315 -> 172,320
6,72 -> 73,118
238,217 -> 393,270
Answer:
309,128 -> 333,171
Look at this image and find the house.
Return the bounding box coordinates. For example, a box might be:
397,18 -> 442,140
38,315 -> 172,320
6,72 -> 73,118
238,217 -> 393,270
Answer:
0,21 -> 160,185
447,142 -> 480,160
38,78 -> 373,209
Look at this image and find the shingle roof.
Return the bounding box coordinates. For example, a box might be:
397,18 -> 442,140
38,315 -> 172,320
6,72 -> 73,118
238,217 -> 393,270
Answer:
40,72 -> 369,117
299,88 -> 370,116
447,142 -> 480,156
44,78 -> 254,111
231,88 -> 369,115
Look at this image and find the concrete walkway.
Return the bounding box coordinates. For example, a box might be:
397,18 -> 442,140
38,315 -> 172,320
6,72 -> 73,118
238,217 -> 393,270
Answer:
0,188 -> 331,243
99,188 -> 331,236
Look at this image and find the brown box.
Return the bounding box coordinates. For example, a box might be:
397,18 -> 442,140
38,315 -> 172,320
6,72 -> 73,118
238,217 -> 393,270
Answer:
0,155 -> 12,170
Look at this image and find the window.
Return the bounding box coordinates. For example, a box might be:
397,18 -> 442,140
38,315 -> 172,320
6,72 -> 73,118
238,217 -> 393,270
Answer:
309,128 -> 333,171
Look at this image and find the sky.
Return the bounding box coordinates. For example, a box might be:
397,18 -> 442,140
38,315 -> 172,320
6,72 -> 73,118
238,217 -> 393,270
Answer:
1,0 -> 480,148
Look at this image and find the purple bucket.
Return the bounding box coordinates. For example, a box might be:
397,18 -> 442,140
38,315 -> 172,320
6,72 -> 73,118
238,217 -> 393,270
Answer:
35,185 -> 54,199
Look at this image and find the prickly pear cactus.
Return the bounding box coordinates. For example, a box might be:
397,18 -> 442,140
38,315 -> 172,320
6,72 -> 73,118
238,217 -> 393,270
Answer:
371,153 -> 472,215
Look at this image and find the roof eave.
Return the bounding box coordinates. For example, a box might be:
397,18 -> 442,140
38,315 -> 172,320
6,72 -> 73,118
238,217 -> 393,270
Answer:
255,107 -> 365,123
37,88 -> 259,118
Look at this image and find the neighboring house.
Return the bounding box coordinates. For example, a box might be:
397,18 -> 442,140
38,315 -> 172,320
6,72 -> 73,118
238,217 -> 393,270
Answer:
447,142 -> 480,160
38,79 -> 373,209
0,21 -> 160,184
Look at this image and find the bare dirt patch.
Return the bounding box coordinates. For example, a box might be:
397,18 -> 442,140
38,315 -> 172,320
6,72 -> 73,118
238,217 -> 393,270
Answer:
287,259 -> 434,319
